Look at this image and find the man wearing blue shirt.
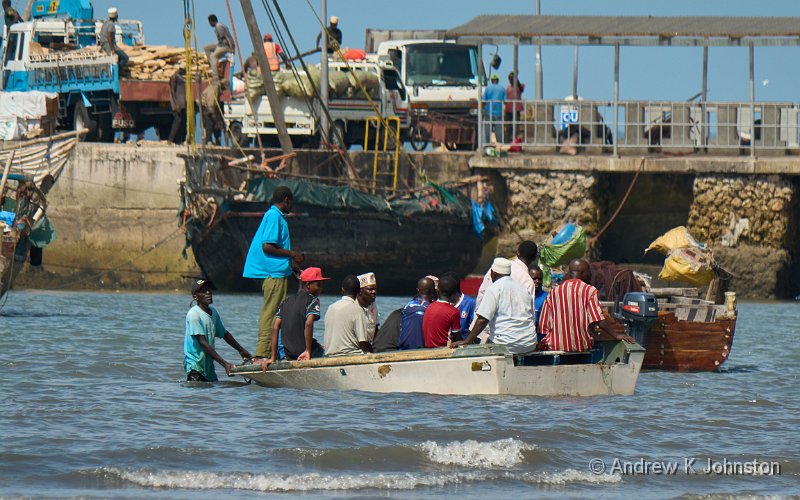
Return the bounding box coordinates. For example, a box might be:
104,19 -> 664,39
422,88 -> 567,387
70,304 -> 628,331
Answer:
243,186 -> 305,358
442,271 -> 476,341
398,276 -> 437,350
530,266 -> 548,338
482,73 -> 506,144
184,279 -> 251,381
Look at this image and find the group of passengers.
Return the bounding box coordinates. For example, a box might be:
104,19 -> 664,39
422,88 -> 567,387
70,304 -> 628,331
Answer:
182,186 -> 635,382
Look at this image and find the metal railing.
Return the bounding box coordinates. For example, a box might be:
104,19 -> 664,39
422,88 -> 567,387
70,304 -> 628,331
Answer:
479,99 -> 800,155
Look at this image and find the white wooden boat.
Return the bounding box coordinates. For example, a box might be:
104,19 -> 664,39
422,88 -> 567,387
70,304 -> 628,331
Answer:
231,340 -> 646,396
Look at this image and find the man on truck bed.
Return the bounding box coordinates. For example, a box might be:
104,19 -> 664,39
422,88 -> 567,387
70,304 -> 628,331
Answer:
99,8 -> 129,69
204,14 -> 234,83
316,16 -> 342,54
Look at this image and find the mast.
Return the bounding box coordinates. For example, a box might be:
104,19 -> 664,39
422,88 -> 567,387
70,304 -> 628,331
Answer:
320,0 -> 330,142
239,0 -> 294,156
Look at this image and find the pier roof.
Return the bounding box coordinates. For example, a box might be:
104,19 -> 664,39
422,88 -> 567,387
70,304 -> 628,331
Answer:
446,15 -> 800,46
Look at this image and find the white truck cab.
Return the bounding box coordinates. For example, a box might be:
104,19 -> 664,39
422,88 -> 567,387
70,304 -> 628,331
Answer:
374,39 -> 481,119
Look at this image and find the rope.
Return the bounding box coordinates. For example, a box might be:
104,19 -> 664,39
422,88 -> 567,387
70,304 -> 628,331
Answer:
588,158 -> 645,245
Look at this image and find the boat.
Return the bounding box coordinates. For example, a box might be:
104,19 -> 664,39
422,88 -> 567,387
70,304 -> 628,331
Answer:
180,151 -> 487,294
604,287 -> 737,372
230,340 -> 646,396
0,130 -> 85,299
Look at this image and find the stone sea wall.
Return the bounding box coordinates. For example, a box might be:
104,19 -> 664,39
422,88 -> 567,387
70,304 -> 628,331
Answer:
500,170 -> 602,236
492,170 -> 798,299
687,174 -> 798,298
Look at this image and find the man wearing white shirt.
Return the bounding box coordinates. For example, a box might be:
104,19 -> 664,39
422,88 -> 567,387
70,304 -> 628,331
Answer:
452,258 -> 537,354
475,240 -> 538,308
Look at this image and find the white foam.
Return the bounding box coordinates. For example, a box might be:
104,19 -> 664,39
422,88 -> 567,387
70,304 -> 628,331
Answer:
419,438 -> 535,468
103,467 -> 492,492
523,469 -> 622,485
101,466 -> 617,492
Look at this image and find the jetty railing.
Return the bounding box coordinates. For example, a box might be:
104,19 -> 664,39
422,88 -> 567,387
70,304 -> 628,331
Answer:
480,99 -> 800,156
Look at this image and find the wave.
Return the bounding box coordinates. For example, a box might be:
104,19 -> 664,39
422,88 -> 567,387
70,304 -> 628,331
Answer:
94,467 -> 619,492
420,438 -> 535,468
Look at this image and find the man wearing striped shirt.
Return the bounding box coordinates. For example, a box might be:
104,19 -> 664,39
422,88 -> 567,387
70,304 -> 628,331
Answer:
540,259 -> 635,352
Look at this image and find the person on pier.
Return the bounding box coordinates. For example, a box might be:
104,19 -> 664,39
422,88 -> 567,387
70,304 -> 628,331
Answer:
324,275 -> 372,356
452,258 -> 537,354
398,276 -> 437,350
261,267 -> 329,369
183,279 -> 252,382
243,186 -> 305,359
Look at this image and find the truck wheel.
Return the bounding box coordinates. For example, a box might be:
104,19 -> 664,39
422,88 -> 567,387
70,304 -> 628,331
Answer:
229,121 -> 250,148
409,125 -> 429,151
73,101 -> 98,141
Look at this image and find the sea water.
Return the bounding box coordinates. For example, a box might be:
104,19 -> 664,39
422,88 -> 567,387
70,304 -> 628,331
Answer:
1,291 -> 798,498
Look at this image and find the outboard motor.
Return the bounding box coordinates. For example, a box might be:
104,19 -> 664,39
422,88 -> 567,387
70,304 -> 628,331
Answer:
612,292 -> 658,347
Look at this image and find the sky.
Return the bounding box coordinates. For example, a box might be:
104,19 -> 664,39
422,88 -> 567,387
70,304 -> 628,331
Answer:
55,0 -> 800,102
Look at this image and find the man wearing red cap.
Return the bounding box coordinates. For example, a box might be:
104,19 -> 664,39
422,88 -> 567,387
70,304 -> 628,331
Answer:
262,267 -> 330,368
262,33 -> 284,72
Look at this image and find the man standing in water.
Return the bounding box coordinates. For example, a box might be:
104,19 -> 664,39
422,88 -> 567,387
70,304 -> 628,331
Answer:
184,279 -> 251,381
243,186 -> 305,359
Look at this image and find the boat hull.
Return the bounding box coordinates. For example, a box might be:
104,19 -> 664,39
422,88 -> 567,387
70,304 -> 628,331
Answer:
232,342 -> 645,396
189,201 -> 483,294
0,234 -> 30,299
606,310 -> 736,372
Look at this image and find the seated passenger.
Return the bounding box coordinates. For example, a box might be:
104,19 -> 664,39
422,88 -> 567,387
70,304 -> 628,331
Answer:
422,275 -> 463,348
539,259 -> 635,352
529,265 -> 548,341
452,258 -> 537,354
398,276 -> 436,350
262,267 -> 329,369
442,271 -> 476,341
357,272 -> 379,341
372,308 -> 401,352
324,275 -> 372,356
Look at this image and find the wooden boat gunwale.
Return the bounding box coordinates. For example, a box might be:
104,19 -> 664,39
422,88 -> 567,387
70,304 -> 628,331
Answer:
230,340 -> 646,397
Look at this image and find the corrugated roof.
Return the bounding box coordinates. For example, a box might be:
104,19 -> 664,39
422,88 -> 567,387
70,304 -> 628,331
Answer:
446,15 -> 800,46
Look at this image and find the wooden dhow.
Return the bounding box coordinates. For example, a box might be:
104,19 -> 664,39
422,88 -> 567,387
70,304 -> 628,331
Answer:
604,288 -> 737,372
0,130 -> 85,298
231,341 -> 646,397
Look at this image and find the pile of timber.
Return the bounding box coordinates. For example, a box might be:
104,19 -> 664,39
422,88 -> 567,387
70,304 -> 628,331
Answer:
27,43 -> 210,81
122,45 -> 210,81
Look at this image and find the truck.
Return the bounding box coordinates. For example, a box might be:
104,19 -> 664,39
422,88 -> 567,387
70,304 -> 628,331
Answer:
1,0 -> 178,142
365,29 -> 482,122
225,60 -> 409,149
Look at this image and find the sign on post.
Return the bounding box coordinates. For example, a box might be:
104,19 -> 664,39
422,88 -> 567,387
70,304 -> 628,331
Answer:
560,106 -> 579,131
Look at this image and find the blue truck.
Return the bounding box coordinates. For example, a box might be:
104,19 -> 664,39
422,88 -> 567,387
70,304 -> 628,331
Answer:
1,0 -> 175,141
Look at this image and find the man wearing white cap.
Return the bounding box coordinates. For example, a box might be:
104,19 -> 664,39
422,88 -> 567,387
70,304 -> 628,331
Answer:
316,15 -> 342,54
452,257 -> 537,354
356,272 -> 379,341
99,8 -> 129,69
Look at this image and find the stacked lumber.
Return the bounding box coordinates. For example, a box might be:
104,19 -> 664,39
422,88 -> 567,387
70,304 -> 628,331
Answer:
121,45 -> 210,81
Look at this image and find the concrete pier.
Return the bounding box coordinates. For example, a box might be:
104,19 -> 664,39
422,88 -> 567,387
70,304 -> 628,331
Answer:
13,144 -> 800,299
